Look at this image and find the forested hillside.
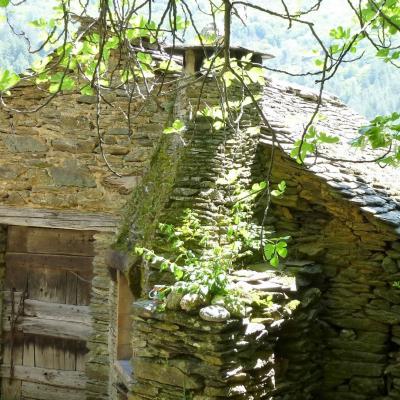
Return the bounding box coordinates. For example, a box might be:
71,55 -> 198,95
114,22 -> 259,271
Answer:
234,2 -> 400,119
0,0 -> 399,118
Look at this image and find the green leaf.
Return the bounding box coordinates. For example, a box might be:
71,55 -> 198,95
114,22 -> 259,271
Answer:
49,73 -> 75,93
134,247 -> 144,255
314,59 -> 323,67
137,51 -> 152,65
246,67 -> 265,85
251,181 -> 267,192
377,48 -> 390,58
271,189 -> 282,197
160,261 -> 169,271
307,126 -> 317,138
80,85 -> 94,96
264,244 -> 275,260
175,268 -> 184,280
0,70 -> 20,92
0,0 -> 10,7
270,255 -> 279,267
105,36 -> 119,50
276,246 -> 288,258
29,18 -> 48,28
31,56 -> 51,73
278,181 -> 286,192
318,132 -> 339,144
163,119 -> 186,135
36,73 -> 49,85
61,76 -> 75,91
174,15 -> 190,31
197,32 -> 217,45
276,241 -> 287,250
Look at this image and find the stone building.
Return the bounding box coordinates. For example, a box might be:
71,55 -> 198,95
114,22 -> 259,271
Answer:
0,43 -> 399,400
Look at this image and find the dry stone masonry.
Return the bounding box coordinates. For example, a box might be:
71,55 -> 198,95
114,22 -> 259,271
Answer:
115,75 -> 323,399
258,81 -> 400,399
0,81 -> 173,211
86,231 -> 117,400
117,72 -> 400,399
129,265 -> 322,400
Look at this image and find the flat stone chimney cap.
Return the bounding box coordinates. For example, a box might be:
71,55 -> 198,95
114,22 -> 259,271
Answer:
164,44 -> 274,74
165,44 -> 274,59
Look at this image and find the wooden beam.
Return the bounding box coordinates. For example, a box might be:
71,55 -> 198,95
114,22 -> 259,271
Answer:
3,316 -> 92,341
5,253 -> 93,272
0,365 -> 86,389
24,300 -> 91,325
7,226 -> 95,256
3,295 -> 91,325
1,378 -> 21,400
0,205 -> 119,232
21,381 -> 85,400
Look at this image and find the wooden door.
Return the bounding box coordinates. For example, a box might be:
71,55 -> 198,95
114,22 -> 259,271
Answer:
1,226 -> 95,400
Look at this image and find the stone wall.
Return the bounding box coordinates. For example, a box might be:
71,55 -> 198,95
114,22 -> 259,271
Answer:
116,75 -> 327,399
0,81 -> 173,212
263,148 -> 400,399
86,231 -> 118,400
129,266 -> 321,400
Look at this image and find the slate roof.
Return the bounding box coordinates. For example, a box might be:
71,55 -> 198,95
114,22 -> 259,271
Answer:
259,78 -> 400,233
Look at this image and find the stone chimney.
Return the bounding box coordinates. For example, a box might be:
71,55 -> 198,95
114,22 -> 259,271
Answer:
165,44 -> 274,75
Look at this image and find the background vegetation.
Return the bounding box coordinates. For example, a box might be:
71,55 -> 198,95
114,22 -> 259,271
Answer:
0,0 -> 399,118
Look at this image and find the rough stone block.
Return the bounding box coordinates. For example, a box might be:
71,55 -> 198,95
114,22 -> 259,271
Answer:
49,161 -> 96,188
3,135 -> 48,152
133,357 -> 203,389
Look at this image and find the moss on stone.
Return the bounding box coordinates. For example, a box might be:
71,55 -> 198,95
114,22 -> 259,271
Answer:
116,134 -> 184,249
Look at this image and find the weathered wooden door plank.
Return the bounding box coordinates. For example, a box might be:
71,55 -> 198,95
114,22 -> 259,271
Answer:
3,317 -> 92,341
28,269 -> 68,303
0,365 -> 86,389
34,336 -> 55,370
1,333 -> 24,400
3,296 -> 91,324
0,205 -> 118,231
23,335 -> 35,367
2,378 -> 22,400
5,265 -> 29,292
1,226 -> 94,400
5,253 -> 93,272
12,298 -> 90,324
21,381 -> 85,400
7,226 -> 95,256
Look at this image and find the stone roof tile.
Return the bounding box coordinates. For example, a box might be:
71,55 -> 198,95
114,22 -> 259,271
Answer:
260,78 -> 400,231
